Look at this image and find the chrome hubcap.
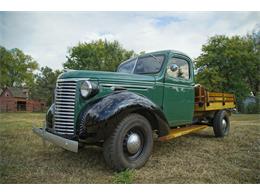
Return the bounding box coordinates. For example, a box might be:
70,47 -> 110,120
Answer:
126,133 -> 141,154
222,119 -> 227,130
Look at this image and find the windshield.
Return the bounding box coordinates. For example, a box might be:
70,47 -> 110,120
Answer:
117,54 -> 165,74
117,58 -> 136,73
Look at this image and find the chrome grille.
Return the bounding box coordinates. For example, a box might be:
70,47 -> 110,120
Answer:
54,80 -> 77,135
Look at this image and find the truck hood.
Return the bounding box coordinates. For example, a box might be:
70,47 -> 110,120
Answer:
59,70 -> 155,83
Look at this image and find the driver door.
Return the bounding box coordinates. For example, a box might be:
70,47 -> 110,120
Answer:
163,54 -> 194,127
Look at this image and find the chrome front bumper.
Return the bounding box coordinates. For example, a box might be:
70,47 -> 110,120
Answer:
32,127 -> 78,153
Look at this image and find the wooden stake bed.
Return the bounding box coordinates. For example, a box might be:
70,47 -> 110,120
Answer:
194,85 -> 236,112
159,125 -> 208,141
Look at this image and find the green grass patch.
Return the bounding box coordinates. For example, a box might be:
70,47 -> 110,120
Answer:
113,169 -> 135,184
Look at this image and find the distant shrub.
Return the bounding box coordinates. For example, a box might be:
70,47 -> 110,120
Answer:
245,102 -> 259,114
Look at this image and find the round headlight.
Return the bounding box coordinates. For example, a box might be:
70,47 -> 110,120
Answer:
80,80 -> 92,98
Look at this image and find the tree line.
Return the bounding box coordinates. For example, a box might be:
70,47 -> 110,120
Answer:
0,40 -> 134,106
195,32 -> 259,113
0,33 -> 259,113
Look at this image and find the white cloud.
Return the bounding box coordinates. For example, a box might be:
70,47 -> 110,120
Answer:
1,12 -> 259,70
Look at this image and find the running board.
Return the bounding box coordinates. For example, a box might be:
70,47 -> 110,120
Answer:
158,125 -> 208,141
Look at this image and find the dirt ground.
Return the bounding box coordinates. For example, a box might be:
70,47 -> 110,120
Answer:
0,113 -> 259,183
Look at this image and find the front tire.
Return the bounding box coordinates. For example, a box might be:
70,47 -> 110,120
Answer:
103,113 -> 153,171
213,110 -> 230,137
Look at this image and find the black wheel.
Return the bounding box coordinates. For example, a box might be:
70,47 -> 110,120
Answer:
103,113 -> 153,171
213,110 -> 230,137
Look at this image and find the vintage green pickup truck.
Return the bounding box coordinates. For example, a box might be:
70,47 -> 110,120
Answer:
33,50 -> 236,171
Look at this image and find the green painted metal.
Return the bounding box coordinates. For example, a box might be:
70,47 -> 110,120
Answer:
161,53 -> 195,126
58,50 -> 195,128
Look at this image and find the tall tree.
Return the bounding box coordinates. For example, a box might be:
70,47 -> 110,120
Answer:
0,46 -> 13,88
63,39 -> 134,71
30,66 -> 62,106
195,35 -> 260,110
250,26 -> 260,112
0,46 -> 38,88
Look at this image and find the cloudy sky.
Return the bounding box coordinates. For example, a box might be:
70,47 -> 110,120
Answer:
0,12 -> 259,70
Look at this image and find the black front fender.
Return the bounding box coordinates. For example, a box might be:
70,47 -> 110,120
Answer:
77,91 -> 169,140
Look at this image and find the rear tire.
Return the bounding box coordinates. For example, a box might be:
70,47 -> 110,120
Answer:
213,110 -> 230,137
103,113 -> 153,171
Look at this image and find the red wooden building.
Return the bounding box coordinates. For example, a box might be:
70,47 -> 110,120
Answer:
0,87 -> 46,112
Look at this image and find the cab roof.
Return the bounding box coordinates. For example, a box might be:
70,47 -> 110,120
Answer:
139,49 -> 190,58
118,49 -> 192,67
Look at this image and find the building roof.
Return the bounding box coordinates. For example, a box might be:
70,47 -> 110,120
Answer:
4,87 -> 28,98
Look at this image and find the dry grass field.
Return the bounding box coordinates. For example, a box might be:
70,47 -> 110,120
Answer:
0,113 -> 259,183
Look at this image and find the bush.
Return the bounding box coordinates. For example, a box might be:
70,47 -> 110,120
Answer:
245,102 -> 259,114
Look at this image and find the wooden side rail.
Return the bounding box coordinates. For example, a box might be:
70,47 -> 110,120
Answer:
194,85 -> 236,111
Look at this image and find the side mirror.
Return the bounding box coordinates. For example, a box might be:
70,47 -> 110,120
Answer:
169,64 -> 179,72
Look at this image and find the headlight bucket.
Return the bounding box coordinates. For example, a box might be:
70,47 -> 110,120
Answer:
80,80 -> 99,98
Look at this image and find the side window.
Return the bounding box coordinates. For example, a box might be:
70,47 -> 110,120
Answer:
167,57 -> 190,80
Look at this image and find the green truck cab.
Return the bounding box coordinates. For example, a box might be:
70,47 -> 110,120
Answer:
33,50 -> 236,171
